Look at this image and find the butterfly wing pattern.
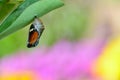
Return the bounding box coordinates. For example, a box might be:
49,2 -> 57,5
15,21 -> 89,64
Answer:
27,16 -> 45,48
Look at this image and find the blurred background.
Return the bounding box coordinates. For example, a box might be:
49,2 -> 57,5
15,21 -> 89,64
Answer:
0,0 -> 120,80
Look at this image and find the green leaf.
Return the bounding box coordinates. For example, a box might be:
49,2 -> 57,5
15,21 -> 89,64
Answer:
0,0 -> 23,22
0,0 -> 64,39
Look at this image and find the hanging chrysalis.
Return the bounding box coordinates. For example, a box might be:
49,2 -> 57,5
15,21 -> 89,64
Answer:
27,16 -> 45,48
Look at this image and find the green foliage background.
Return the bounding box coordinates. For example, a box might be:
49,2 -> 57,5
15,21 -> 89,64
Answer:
0,0 -> 90,57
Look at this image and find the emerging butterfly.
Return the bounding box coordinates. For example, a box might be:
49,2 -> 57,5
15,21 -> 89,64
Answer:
27,16 -> 45,48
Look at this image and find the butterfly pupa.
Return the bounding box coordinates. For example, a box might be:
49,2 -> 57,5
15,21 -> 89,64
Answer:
27,16 -> 45,48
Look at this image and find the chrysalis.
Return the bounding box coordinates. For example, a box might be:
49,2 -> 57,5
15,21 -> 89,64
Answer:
27,16 -> 45,48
